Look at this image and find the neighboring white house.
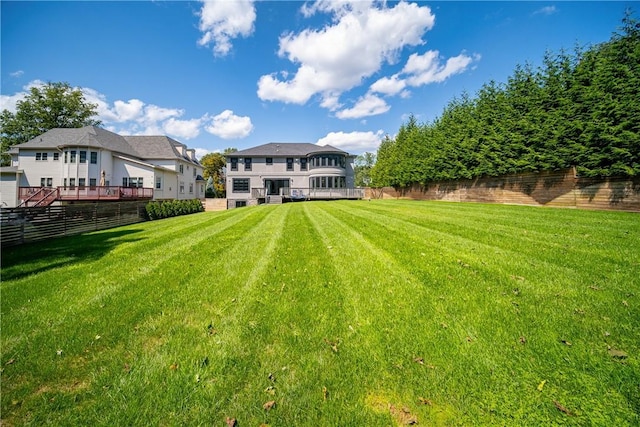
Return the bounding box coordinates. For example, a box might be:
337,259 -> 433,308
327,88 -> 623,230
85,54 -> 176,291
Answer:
226,142 -> 362,208
0,126 -> 204,207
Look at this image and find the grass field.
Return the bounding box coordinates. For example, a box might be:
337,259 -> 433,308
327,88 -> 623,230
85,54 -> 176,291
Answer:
1,200 -> 639,426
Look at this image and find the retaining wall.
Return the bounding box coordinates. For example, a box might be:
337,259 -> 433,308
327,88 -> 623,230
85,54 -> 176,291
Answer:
365,169 -> 640,212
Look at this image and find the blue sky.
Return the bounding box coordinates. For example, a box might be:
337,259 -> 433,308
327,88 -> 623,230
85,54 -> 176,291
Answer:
0,1 -> 632,157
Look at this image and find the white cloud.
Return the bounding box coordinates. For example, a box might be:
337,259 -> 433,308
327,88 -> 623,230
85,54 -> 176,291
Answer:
163,117 -> 202,140
534,6 -> 557,16
0,80 -> 46,112
316,129 -> 385,153
2,80 -> 254,143
194,147 -> 214,160
10,70 -> 24,78
113,99 -> 145,122
257,1 -> 435,107
336,93 -> 390,119
404,51 -> 478,86
370,75 -> 406,96
198,0 -> 256,56
205,109 -> 254,139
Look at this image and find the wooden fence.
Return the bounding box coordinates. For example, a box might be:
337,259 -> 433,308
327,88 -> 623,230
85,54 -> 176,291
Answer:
1,201 -> 148,247
365,168 -> 640,212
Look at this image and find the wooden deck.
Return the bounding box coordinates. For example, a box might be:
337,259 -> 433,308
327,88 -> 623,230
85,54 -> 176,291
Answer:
18,186 -> 154,207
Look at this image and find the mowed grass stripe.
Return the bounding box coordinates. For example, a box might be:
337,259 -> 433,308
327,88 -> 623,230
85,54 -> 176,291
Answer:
1,201 -> 638,426
311,201 -> 639,423
82,205 -> 290,425
303,202 -> 458,425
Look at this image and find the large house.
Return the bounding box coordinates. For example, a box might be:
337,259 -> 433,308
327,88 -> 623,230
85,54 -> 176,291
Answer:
0,126 -> 204,208
226,142 -> 363,208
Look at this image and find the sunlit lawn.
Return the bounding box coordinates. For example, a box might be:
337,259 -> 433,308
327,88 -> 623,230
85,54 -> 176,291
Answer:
1,200 -> 638,426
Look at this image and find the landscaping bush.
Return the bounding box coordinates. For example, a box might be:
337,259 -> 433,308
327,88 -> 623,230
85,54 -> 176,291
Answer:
145,199 -> 203,220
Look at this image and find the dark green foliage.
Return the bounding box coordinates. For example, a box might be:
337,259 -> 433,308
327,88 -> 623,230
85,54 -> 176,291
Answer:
372,12 -> 640,186
145,199 -> 204,220
0,82 -> 101,165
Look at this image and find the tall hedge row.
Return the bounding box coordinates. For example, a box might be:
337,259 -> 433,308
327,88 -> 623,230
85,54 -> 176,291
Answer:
372,12 -> 640,187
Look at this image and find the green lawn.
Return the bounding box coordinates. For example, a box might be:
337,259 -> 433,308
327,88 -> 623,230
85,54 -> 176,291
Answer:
1,200 -> 638,426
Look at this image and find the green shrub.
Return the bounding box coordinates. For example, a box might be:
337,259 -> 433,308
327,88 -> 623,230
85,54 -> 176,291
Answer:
145,199 -> 203,220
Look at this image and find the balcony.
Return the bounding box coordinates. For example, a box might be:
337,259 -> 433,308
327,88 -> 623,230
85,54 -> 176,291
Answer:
18,186 -> 154,207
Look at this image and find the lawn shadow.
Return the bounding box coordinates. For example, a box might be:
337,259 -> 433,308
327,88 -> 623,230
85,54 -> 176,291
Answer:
1,228 -> 146,282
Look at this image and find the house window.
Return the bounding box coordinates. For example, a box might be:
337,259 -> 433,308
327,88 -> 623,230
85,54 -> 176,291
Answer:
79,178 -> 86,188
179,164 -> 184,174
36,152 -> 48,161
64,151 -> 68,163
63,178 -> 67,187
189,183 -> 194,194
193,167 -> 196,177
90,152 -> 97,164
155,176 -> 162,190
300,158 -> 307,171
266,157 -> 273,165
53,152 -> 60,161
232,178 -> 249,193
123,177 -> 143,188
79,151 -> 87,163
235,200 -> 247,208
70,150 -> 77,163
286,158 -> 294,171
231,158 -> 238,171
245,157 -> 252,171
90,178 -> 97,187
40,177 -> 53,187
69,178 -> 76,188
179,181 -> 185,194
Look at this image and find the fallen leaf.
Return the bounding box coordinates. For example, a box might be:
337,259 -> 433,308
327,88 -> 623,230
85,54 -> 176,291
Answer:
622,300 -> 629,307
537,380 -> 546,391
418,397 -> 432,406
265,385 -> 275,395
561,339 -> 572,346
324,338 -> 339,353
169,363 -> 178,371
5,359 -> 15,365
263,400 -> 276,411
322,386 -> 328,401
519,336 -> 527,344
413,357 -> 424,365
225,417 -> 237,427
553,400 -> 574,416
268,372 -> 276,382
608,348 -> 628,359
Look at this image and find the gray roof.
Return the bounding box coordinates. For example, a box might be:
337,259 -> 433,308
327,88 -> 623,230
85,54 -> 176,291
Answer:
15,126 -> 139,157
230,143 -> 348,157
124,135 -> 201,166
13,126 -> 200,165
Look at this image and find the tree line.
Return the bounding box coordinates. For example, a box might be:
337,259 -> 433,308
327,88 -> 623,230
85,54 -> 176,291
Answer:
372,11 -> 640,188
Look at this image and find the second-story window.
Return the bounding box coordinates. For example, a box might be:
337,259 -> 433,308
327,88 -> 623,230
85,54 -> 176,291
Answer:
231,158 -> 238,171
90,152 -> 97,164
286,158 -> 294,171
300,158 -> 307,171
179,164 -> 184,174
266,157 -> 273,165
79,151 -> 87,163
70,150 -> 77,163
245,157 -> 252,171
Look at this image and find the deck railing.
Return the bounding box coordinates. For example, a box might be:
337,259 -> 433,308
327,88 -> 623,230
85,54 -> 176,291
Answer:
18,186 -> 154,207
250,187 -> 364,200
